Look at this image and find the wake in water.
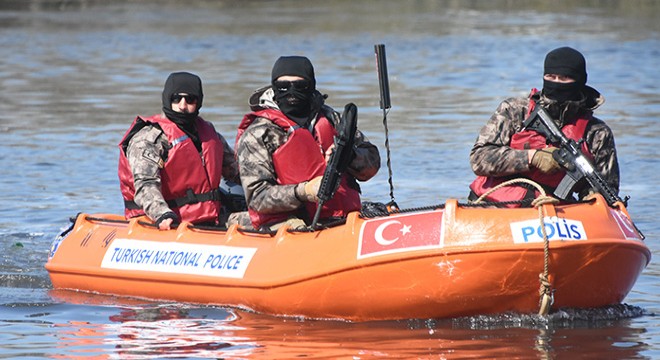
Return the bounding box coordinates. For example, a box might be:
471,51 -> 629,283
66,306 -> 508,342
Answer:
409,304 -> 651,330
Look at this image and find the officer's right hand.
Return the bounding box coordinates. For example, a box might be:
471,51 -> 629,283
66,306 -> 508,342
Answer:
155,211 -> 178,230
530,147 -> 561,174
296,176 -> 322,203
305,176 -> 323,202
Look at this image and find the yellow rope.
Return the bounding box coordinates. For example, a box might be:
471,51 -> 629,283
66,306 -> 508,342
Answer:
469,178 -> 559,316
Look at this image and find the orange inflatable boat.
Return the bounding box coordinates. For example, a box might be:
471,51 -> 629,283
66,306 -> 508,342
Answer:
45,194 -> 650,321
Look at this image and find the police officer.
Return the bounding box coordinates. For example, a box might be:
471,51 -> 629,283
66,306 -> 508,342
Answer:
469,47 -> 619,204
118,72 -> 240,229
233,56 -> 380,230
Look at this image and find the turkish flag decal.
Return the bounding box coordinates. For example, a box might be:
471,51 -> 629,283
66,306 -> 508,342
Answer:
358,210 -> 444,259
610,209 -> 642,240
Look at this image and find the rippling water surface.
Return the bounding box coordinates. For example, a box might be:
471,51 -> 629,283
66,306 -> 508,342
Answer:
1,1 -> 659,358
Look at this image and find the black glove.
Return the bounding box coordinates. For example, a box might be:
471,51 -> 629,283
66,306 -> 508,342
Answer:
155,211 -> 178,228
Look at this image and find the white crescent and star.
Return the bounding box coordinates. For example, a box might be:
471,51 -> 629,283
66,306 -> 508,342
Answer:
374,220 -> 412,246
613,210 -> 635,233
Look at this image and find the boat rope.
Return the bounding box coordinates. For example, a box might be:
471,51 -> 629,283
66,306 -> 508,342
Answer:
382,108 -> 397,208
468,177 -> 559,316
533,194 -> 559,316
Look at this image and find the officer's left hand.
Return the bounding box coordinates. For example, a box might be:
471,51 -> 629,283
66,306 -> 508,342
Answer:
531,147 -> 561,174
324,144 -> 335,163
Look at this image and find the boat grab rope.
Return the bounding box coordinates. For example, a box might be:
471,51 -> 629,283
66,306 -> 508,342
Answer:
470,178 -> 560,316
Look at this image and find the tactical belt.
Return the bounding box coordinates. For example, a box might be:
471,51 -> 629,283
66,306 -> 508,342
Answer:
124,188 -> 221,210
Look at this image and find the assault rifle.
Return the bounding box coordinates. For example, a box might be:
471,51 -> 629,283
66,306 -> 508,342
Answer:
522,103 -> 626,207
310,103 -> 358,228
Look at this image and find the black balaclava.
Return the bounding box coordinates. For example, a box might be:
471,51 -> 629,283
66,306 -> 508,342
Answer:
542,47 -> 587,104
161,72 -> 204,147
271,56 -> 316,126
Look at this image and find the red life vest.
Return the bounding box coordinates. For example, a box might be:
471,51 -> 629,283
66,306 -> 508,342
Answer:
469,89 -> 592,205
237,109 -> 361,228
118,114 -> 224,223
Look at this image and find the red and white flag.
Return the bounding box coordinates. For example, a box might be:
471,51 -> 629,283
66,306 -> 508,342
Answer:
358,210 -> 444,258
610,209 -> 642,240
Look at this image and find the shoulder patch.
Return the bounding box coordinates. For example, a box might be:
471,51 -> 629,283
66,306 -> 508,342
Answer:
141,149 -> 163,168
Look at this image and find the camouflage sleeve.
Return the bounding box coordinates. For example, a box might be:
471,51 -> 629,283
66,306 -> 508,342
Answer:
469,97 -> 532,177
584,118 -> 620,195
126,126 -> 172,222
236,118 -> 303,214
217,132 -> 241,184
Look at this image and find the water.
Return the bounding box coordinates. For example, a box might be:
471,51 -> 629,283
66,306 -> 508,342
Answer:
1,0 -> 659,358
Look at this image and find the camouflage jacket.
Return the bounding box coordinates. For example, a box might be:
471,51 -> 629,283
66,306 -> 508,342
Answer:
469,87 -> 620,195
126,119 -> 240,222
236,87 -> 381,215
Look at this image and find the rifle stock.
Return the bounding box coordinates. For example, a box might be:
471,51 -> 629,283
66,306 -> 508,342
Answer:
523,104 -> 624,207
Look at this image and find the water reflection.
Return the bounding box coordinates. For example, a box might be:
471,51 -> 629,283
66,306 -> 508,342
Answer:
52,313 -> 254,359
39,290 -> 653,359
47,291 -> 254,359
107,309 -> 254,359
